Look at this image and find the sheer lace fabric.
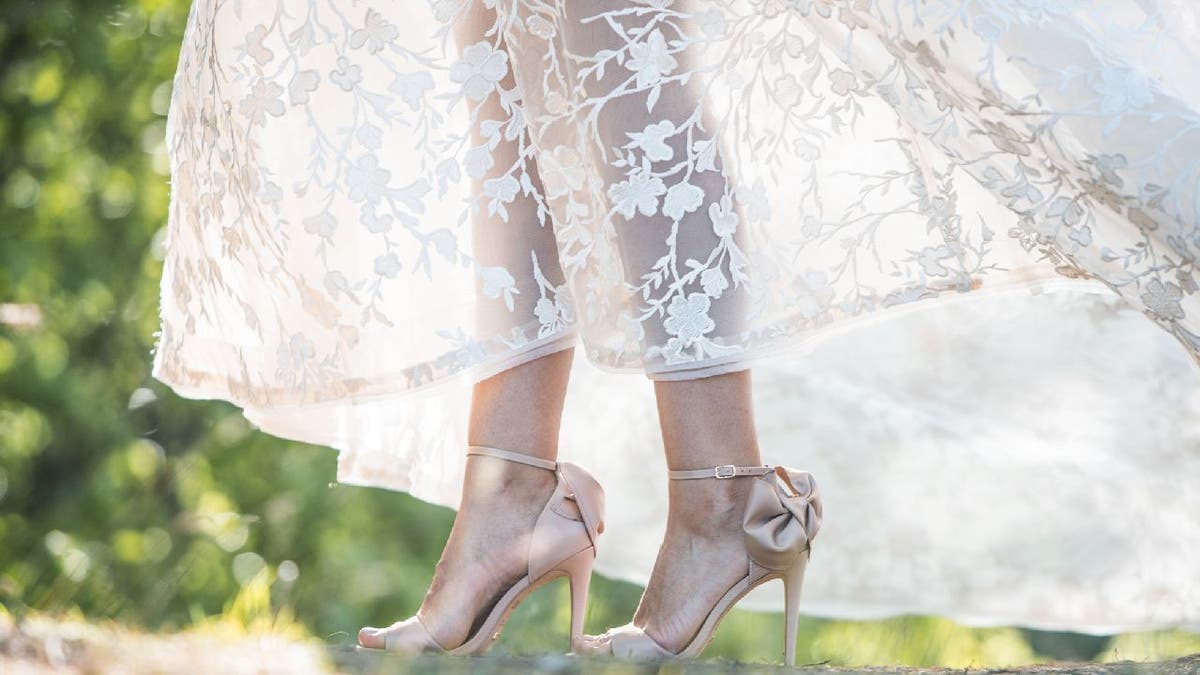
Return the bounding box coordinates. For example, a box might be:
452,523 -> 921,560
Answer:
152,0 -> 1200,631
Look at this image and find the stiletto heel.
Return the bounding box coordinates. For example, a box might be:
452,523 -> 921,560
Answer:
581,463 -> 822,665
357,445 -> 605,655
556,545 -> 595,652
782,549 -> 810,667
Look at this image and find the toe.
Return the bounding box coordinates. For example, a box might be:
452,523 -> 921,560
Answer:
573,631 -> 612,656
357,626 -> 382,648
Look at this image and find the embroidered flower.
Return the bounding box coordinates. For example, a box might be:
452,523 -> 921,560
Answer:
544,91 -> 569,115
433,0 -> 466,22
534,297 -> 558,327
539,145 -> 585,198
483,174 -> 519,202
390,71 -> 434,112
288,70 -> 319,105
239,79 -> 285,126
1047,196 -> 1084,227
330,56 -> 362,90
361,204 -> 393,233
709,195 -> 739,237
609,169 -> 667,219
1092,153 -> 1128,187
451,41 -> 508,102
983,120 -> 1030,157
1069,225 -> 1092,247
463,145 -> 495,180
356,123 -> 382,150
534,285 -> 574,336
881,285 -> 932,308
303,212 -> 336,239
324,271 -> 350,298
245,25 -> 274,65
627,120 -> 676,162
829,69 -> 856,95
374,252 -> 402,278
1141,278 -> 1185,320
483,174 -> 520,218
917,245 -> 952,277
350,9 -> 398,54
345,155 -> 390,205
479,265 -> 518,311
526,14 -> 556,39
700,267 -> 729,298
774,74 -> 801,107
626,29 -> 677,89
663,292 -> 716,346
794,137 -> 820,161
663,181 -> 705,221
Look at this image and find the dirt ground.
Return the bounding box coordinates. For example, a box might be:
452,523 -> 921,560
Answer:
3,613 -> 1197,674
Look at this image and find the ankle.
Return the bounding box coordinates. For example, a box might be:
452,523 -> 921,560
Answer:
666,479 -> 751,534
463,456 -> 558,505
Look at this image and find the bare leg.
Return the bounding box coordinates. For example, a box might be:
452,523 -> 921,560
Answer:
358,346 -> 575,649
357,0 -> 584,649
633,369 -> 762,652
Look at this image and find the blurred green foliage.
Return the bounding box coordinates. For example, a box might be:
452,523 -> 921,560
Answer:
1,0 -> 1198,668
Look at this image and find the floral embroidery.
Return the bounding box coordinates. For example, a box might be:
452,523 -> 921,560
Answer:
662,182 -> 704,221
626,29 -> 676,89
239,79 -> 284,126
627,121 -> 676,162
153,0 -> 1200,409
539,146 -> 586,199
609,168 -> 666,219
451,41 -> 509,102
663,293 -> 716,347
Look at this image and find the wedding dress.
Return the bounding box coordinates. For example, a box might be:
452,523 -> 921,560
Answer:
151,0 -> 1200,633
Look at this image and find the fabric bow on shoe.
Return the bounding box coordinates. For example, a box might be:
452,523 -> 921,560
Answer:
742,466 -> 823,571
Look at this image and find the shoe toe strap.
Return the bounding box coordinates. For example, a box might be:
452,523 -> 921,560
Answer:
371,615 -> 447,652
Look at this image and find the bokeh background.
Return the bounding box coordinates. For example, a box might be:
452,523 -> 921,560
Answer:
1,0 -> 1199,669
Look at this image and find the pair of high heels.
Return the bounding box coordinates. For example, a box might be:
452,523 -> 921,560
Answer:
356,444 -> 823,665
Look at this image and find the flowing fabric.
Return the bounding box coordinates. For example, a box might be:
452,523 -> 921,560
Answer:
152,0 -> 1200,632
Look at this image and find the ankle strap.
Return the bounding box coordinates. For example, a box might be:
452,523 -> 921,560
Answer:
668,464 -> 773,480
466,445 -> 558,471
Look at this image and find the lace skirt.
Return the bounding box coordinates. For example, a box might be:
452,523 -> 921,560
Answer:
152,0 -> 1200,632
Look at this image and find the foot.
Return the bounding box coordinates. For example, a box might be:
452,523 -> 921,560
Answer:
622,477 -> 754,654
357,453 -> 558,650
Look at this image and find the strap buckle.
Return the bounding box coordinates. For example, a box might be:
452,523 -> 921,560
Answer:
714,464 -> 737,479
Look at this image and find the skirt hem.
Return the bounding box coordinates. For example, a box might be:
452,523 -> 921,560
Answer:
150,272 -> 1121,414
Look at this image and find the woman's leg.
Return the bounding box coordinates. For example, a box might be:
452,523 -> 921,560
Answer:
635,369 -> 763,652
418,347 -> 576,647
541,2 -> 762,650
358,347 -> 575,649
360,0 -> 579,650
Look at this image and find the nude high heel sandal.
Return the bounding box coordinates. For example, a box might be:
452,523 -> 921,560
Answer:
580,463 -> 822,666
356,445 -> 605,655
